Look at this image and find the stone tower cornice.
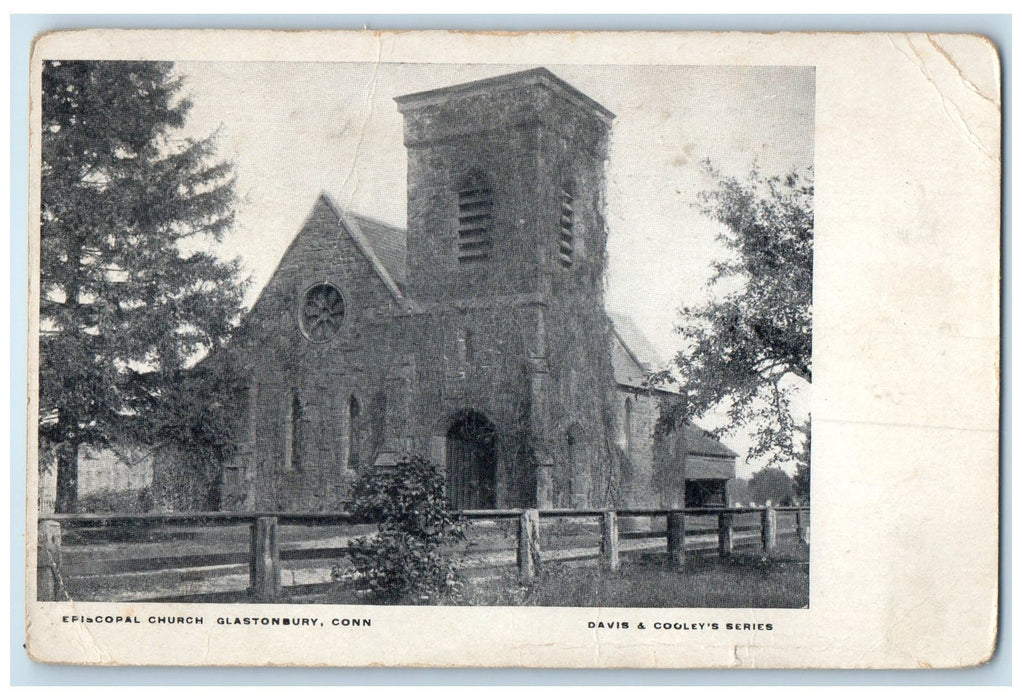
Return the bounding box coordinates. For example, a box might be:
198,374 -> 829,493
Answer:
394,67 -> 616,126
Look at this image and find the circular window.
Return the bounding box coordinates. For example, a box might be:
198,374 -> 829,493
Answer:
300,283 -> 345,342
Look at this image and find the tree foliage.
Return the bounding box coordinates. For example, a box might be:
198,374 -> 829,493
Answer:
747,467 -> 795,507
39,60 -> 246,512
662,162 -> 812,471
147,358 -> 248,511
343,455 -> 464,604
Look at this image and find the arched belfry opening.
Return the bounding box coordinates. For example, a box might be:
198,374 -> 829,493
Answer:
445,410 -> 497,510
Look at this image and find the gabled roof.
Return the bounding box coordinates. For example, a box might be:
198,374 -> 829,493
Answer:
608,312 -> 666,390
609,313 -> 664,368
240,195 -> 410,333
682,423 -> 738,459
611,335 -> 648,390
608,313 -> 737,461
343,211 -> 408,288
316,193 -> 407,303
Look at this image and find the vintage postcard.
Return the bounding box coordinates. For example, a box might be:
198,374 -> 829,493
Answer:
24,29 -> 1000,668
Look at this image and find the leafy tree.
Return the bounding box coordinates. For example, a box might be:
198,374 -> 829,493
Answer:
39,61 -> 245,512
659,162 -> 812,470
747,467 -> 795,507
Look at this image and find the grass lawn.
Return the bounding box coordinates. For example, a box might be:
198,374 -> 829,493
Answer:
291,539 -> 809,608
462,541 -> 809,608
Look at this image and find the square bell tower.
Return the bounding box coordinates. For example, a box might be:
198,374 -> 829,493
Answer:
397,69 -> 619,509
395,68 -> 615,304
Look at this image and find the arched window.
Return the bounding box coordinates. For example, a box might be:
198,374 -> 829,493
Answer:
623,397 -> 634,459
456,171 -> 493,263
347,395 -> 361,470
284,390 -> 302,472
370,390 -> 388,457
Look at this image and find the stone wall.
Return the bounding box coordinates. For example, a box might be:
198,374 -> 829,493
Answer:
398,69 -> 619,509
610,387 -> 686,509
223,195 -> 416,511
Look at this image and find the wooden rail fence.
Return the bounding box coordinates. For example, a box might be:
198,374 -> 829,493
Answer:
36,505 -> 809,603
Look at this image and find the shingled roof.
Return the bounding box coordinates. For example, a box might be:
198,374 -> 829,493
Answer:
344,212 -> 408,288
681,422 -> 738,459
608,312 -> 665,390
608,312 -> 736,460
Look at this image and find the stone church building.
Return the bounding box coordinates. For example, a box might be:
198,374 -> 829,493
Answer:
213,68 -> 736,512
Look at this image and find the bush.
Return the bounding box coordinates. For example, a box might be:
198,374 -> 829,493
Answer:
344,454 -> 464,604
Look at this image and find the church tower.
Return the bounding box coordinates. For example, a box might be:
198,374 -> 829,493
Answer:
396,69 -> 620,508
395,67 -> 614,302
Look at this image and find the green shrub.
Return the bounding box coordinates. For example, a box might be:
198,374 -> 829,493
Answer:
344,454 -> 464,604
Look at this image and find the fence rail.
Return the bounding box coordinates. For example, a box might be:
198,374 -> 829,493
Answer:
37,505 -> 809,603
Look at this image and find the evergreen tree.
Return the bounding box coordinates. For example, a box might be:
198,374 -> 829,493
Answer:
39,61 -> 245,512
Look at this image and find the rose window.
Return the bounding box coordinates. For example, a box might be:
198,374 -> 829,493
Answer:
300,283 -> 345,342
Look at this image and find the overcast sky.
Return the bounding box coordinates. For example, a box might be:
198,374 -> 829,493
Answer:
175,61 -> 815,476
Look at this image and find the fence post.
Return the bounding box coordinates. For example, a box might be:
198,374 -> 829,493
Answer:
37,519 -> 63,601
762,505 -> 777,554
796,508 -> 809,544
666,512 -> 686,568
600,511 -> 620,572
250,516 -> 281,601
517,509 -> 540,583
718,511 -> 733,557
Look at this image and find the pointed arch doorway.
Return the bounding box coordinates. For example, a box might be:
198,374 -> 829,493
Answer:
446,410 -> 497,510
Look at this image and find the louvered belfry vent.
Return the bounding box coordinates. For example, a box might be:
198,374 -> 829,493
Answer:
457,177 -> 493,264
558,188 -> 574,268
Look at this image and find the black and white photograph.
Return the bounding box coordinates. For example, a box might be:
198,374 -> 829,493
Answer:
35,58 -> 814,608
25,29 -> 999,669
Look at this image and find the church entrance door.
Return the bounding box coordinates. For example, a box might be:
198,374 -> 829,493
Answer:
446,411 -> 497,510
